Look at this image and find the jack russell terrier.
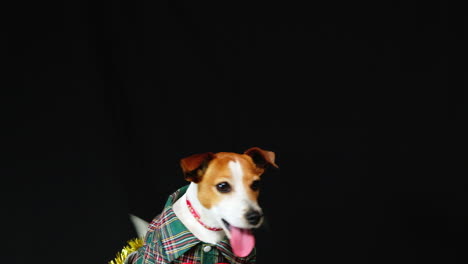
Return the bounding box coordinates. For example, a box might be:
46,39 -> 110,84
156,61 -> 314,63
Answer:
113,147 -> 278,264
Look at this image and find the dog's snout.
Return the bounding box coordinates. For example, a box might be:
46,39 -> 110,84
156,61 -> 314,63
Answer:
245,209 -> 263,225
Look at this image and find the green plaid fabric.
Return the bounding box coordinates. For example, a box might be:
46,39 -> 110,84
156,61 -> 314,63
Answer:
128,185 -> 256,264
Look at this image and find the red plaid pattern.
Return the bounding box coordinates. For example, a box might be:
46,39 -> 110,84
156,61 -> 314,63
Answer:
127,185 -> 256,264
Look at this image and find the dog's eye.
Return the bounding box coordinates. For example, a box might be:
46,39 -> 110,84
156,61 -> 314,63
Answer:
251,180 -> 261,191
216,182 -> 231,193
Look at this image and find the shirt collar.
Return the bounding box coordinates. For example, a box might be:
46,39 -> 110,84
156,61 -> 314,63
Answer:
156,185 -> 200,262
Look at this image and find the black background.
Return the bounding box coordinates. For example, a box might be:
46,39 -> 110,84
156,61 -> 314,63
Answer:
5,1 -> 466,264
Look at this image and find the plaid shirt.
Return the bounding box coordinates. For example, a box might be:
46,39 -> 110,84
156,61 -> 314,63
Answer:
127,185 -> 256,264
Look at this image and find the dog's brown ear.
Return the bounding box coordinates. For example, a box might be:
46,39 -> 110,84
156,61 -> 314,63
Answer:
244,147 -> 279,169
180,152 -> 215,183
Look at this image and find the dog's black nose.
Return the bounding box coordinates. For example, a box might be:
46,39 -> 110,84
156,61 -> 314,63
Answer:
245,209 -> 263,225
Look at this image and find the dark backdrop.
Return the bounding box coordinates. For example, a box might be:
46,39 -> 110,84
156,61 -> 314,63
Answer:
5,1 -> 465,264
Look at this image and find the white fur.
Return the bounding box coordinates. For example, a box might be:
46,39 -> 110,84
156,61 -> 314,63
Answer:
172,183 -> 225,244
212,160 -> 262,233
129,214 -> 150,238
173,159 -> 262,243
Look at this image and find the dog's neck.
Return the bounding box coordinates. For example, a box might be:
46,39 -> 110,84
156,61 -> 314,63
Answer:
172,182 -> 226,244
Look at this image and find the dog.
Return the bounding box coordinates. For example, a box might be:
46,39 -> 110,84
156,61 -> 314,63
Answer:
114,147 -> 278,264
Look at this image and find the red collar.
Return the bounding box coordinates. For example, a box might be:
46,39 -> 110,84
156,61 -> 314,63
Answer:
186,198 -> 223,231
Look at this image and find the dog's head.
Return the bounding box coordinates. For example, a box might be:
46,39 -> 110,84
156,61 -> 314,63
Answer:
180,147 -> 278,256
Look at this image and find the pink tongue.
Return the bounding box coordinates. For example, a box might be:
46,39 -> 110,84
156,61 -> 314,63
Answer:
229,226 -> 255,257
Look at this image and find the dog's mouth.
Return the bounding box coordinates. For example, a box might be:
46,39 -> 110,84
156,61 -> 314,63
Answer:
221,219 -> 255,257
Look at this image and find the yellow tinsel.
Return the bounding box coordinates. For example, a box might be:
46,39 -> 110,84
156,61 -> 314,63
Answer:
108,238 -> 144,264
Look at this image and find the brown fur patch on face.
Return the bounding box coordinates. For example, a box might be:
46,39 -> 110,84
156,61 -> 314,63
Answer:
238,154 -> 264,201
197,152 -> 265,209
